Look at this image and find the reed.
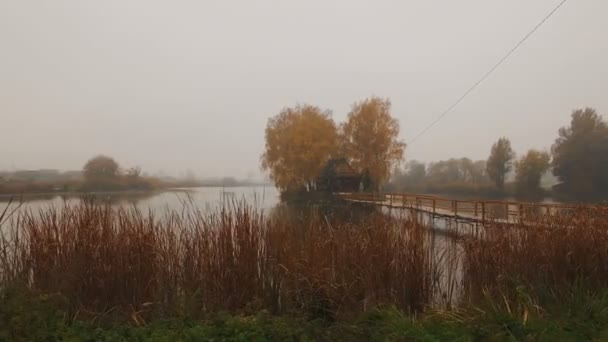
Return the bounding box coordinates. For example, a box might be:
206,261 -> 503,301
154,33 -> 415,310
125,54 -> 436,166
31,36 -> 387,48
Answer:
2,200 -> 606,324
462,207 -> 608,302
0,201 -> 447,321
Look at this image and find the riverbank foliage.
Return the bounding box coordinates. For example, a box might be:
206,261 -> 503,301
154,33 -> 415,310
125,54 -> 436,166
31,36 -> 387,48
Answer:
3,288 -> 608,341
1,202 -> 608,339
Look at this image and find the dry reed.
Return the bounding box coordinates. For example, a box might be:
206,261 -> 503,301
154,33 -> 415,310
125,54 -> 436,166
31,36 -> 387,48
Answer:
3,199 -> 605,322
0,201 -> 447,321
462,207 -> 608,301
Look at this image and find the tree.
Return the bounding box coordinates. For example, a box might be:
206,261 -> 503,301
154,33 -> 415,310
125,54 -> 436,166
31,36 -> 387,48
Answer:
552,108 -> 608,199
423,158 -> 489,185
470,160 -> 488,184
83,155 -> 120,180
123,166 -> 155,190
261,104 -> 338,192
515,150 -> 550,199
126,166 -> 142,179
486,137 -> 515,190
341,97 -> 405,189
459,158 -> 474,182
390,160 -> 426,191
404,161 -> 426,184
427,159 -> 463,184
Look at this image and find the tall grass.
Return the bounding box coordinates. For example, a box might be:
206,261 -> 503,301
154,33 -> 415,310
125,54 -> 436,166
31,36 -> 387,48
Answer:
462,207 -> 608,302
0,201 -> 447,321
2,200 -> 607,324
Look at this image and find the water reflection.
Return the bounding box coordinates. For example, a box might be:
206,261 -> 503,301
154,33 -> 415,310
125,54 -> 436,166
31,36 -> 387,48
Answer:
0,187 -> 280,236
0,186 -> 279,214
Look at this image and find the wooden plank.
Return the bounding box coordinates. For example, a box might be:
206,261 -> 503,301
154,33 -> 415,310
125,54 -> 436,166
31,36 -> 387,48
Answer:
337,192 -> 608,225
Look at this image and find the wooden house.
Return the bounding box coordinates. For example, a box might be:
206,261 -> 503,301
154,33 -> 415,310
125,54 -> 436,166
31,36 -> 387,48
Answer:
317,158 -> 361,193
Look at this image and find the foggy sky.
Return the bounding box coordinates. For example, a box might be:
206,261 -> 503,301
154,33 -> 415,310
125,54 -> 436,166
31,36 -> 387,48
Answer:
1,0 -> 606,179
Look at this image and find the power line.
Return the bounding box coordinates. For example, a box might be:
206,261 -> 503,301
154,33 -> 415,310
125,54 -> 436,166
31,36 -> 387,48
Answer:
408,0 -> 569,145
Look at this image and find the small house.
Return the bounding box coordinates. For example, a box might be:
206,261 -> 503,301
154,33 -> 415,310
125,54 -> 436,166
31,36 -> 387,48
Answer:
317,158 -> 361,193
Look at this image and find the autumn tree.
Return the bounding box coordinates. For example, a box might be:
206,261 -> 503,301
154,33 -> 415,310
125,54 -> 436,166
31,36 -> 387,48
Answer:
514,149 -> 550,199
486,137 -> 515,191
261,104 -> 338,192
83,155 -> 120,180
552,108 -> 608,199
341,97 -> 405,189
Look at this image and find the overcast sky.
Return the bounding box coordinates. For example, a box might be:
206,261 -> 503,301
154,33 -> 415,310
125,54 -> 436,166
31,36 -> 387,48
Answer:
1,0 -> 606,178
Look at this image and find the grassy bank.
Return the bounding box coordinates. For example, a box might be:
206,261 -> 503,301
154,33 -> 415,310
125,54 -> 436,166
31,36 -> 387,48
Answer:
1,202 -> 608,339
3,288 -> 608,341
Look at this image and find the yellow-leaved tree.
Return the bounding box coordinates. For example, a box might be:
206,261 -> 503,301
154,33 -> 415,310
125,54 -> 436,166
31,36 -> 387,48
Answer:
261,104 -> 338,192
341,97 -> 405,189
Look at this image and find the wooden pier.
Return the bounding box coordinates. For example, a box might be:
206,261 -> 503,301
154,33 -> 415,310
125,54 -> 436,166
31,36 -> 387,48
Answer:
338,192 -> 591,224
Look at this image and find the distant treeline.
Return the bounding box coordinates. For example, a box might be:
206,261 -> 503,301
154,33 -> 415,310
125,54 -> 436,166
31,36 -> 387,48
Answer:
387,158 -> 507,199
389,107 -> 608,202
194,177 -> 270,188
0,156 -> 266,195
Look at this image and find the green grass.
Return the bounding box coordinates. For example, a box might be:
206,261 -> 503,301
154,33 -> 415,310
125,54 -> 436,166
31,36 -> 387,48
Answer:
3,288 -> 608,341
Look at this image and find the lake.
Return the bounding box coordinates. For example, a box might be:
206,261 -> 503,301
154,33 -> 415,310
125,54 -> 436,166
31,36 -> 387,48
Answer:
0,186 -> 281,218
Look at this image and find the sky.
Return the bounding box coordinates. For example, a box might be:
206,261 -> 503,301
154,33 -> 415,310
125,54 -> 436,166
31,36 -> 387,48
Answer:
1,0 -> 606,179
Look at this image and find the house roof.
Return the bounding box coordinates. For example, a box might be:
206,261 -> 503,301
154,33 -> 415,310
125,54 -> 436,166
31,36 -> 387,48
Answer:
323,158 -> 360,178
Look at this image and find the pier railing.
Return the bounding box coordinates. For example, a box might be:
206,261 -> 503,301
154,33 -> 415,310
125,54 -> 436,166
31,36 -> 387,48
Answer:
337,192 -> 601,223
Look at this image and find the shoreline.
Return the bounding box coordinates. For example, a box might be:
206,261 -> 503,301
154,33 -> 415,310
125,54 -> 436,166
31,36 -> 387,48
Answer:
0,184 -> 273,201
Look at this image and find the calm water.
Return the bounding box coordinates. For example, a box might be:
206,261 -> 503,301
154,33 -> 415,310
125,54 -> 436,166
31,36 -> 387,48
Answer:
0,186 -> 280,218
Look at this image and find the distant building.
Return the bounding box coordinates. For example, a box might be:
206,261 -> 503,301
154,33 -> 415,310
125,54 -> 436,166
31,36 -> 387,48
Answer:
317,158 -> 361,193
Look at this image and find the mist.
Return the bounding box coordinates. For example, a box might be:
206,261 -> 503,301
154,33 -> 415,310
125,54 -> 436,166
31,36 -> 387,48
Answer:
1,0 -> 606,179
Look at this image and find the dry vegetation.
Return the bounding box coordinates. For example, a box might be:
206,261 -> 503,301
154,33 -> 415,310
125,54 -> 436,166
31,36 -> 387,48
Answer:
463,207 -> 608,300
1,201 -> 607,327
0,202 -> 446,322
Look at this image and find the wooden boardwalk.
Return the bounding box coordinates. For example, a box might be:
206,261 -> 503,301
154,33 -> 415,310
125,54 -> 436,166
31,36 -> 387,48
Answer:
338,192 -> 589,224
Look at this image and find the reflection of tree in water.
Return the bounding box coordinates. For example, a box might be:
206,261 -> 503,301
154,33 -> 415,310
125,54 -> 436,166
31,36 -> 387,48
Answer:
1,191 -> 176,206
484,202 -> 559,222
63,191 -> 181,207
0,193 -> 57,203
269,202 -> 380,228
